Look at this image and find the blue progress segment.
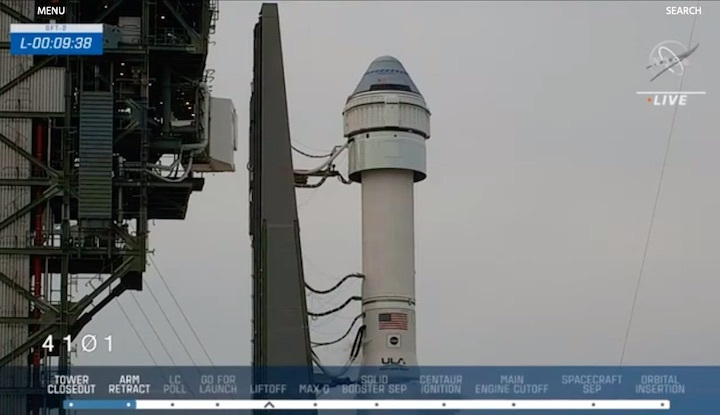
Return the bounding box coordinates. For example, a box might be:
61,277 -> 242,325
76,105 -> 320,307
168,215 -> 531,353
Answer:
64,400 -> 136,410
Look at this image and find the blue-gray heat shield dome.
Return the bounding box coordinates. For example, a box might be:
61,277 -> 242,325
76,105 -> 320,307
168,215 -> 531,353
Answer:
351,56 -> 423,97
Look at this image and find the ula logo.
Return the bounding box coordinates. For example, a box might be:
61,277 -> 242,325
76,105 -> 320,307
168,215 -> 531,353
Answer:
381,357 -> 406,366
37,6 -> 66,16
638,40 -> 705,106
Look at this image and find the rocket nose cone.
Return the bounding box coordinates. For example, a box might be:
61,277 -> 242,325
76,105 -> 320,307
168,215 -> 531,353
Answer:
351,55 -> 422,96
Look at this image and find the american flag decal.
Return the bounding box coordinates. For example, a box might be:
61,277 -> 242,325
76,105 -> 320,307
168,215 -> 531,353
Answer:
378,313 -> 408,330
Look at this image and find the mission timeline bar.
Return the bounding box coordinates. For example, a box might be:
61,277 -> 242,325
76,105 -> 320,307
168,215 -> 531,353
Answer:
64,399 -> 670,410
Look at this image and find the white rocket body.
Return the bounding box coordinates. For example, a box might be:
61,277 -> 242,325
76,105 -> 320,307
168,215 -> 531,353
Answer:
343,56 -> 431,374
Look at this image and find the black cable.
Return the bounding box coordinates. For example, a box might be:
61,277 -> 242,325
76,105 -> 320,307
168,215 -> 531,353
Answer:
349,325 -> 366,361
620,5 -> 701,365
292,145 -> 333,159
128,293 -> 178,366
336,173 -> 352,185
111,252 -> 194,368
296,171 -> 331,189
312,314 -> 363,346
149,254 -> 215,365
119,294 -> 197,397
308,296 -> 361,317
144,281 -> 198,366
38,259 -> 157,368
305,273 -> 364,294
129,224 -> 214,366
118,296 -> 196,397
310,325 -> 365,379
115,301 -> 159,366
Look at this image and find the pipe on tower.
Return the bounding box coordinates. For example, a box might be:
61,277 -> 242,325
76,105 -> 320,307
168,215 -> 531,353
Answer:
163,66 -> 172,134
30,121 -> 46,415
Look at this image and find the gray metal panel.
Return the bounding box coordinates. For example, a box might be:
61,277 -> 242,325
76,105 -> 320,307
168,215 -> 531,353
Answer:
257,2 -> 313,367
26,68 -> 66,113
0,0 -> 34,42
0,51 -> 32,113
0,66 -> 66,113
78,91 -> 114,222
249,4 -> 315,406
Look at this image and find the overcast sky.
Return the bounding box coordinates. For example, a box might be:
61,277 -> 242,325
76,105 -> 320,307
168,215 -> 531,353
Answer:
77,1 -> 720,367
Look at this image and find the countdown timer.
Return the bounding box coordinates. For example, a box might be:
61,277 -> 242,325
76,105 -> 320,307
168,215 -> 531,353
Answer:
10,23 -> 103,56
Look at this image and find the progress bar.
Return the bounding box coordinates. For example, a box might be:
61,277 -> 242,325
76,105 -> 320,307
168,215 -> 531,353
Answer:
64,399 -> 670,410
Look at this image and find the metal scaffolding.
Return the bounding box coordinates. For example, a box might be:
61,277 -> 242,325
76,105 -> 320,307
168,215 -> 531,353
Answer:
0,0 -> 221,413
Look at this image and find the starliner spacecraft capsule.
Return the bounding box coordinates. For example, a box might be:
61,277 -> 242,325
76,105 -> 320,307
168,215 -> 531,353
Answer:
343,56 -> 430,374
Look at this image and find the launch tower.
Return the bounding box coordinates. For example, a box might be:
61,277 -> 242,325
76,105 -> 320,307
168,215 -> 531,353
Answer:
0,1 -> 234,413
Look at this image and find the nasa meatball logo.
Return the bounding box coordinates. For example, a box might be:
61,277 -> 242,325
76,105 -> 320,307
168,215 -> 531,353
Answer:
639,40 -> 704,107
647,40 -> 693,81
387,335 -> 401,348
